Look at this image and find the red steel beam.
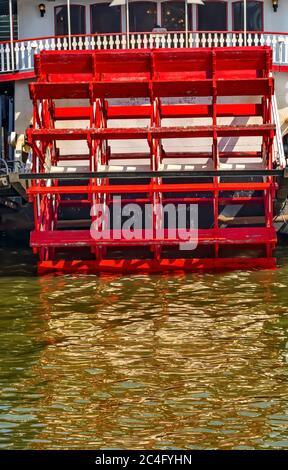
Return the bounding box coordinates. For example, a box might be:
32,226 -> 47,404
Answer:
30,227 -> 276,248
57,151 -> 262,161
27,181 -> 275,196
27,124 -> 275,142
37,47 -> 271,77
53,103 -> 263,121
29,78 -> 272,100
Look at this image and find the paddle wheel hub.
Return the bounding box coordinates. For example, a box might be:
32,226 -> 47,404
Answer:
26,47 -> 279,273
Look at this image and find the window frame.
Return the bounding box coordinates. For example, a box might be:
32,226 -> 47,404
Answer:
232,1 -> 264,33
161,0 -> 193,32
128,1 -> 158,33
54,4 -> 86,37
196,0 -> 228,32
90,2 -> 122,34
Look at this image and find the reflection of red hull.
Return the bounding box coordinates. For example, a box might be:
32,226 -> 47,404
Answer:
38,258 -> 276,275
27,47 -> 278,273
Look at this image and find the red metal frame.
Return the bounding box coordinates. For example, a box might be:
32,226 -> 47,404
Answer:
27,46 -> 277,273
0,71 -> 36,82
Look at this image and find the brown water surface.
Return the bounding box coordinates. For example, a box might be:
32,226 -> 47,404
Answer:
0,243 -> 288,449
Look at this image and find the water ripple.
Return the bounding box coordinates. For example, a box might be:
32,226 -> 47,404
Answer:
0,246 -> 288,449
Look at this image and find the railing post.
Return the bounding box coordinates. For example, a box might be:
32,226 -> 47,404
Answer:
185,0 -> 188,48
9,0 -> 15,71
272,93 -> 286,168
126,0 -> 130,49
243,0 -> 247,46
278,37 -> 284,67
0,44 -> 4,73
67,0 -> 72,49
284,36 -> 288,66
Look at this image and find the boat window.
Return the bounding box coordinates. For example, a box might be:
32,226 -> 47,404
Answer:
129,2 -> 157,32
161,1 -> 192,31
0,0 -> 17,41
197,1 -> 227,31
232,1 -> 263,31
91,4 -> 121,33
55,5 -> 86,36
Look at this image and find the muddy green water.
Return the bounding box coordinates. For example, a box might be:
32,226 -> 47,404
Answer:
0,242 -> 288,450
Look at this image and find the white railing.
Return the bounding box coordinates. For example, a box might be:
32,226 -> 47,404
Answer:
272,92 -> 286,168
1,31 -> 288,74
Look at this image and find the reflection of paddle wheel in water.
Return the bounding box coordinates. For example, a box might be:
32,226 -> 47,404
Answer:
26,47 -> 283,273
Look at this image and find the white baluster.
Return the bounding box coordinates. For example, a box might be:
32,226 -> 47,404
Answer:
121,35 -> 127,50
29,41 -> 37,69
188,33 -> 193,48
232,33 -> 237,47
148,34 -> 154,48
62,37 -> 68,50
24,41 -> 30,70
195,33 -> 200,48
219,33 -> 224,47
103,35 -> 108,50
173,33 -> 178,48
130,34 -> 136,49
5,43 -> 10,71
155,34 -> 160,49
226,33 -> 231,47
207,33 -> 212,48
71,37 -> 77,50
143,34 -> 148,49
38,40 -> 44,51
15,42 -> 20,70
166,33 -> 172,48
115,35 -> 120,50
50,38 -> 56,50
253,33 -> 259,46
109,35 -> 114,49
84,36 -> 90,50
284,37 -> 288,65
0,44 -> 4,72
213,33 -> 218,47
265,34 -> 271,48
56,37 -> 62,50
179,33 -> 184,48
247,33 -> 252,47
135,34 -> 140,49
272,35 -> 277,64
278,37 -> 284,65
78,36 -> 84,50
45,39 -> 50,51
91,36 -> 96,49
238,33 -> 243,46
161,34 -> 166,48
201,34 -> 206,48
97,35 -> 103,49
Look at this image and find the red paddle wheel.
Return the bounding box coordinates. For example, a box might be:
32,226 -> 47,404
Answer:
26,47 -> 278,273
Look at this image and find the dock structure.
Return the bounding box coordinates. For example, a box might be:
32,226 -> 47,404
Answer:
23,47 -> 283,273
